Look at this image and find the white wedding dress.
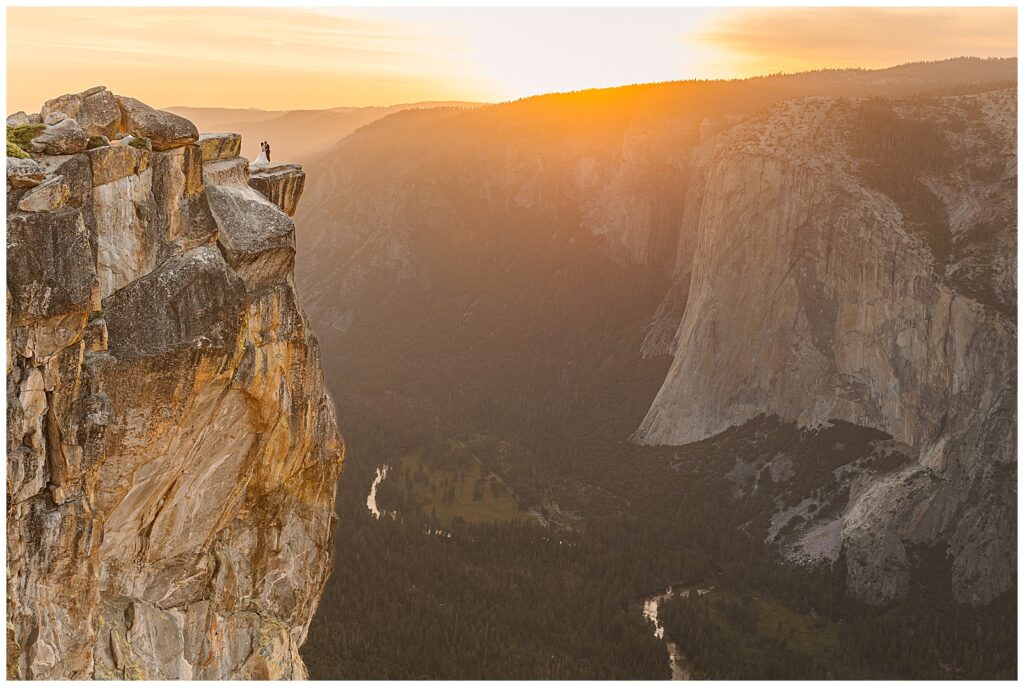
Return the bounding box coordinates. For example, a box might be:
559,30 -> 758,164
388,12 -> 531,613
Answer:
253,146 -> 269,164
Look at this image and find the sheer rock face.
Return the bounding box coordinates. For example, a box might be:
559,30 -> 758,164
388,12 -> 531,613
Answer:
6,89 -> 343,680
636,91 -> 1017,606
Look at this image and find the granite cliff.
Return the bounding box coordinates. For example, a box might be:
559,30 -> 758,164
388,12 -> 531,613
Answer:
636,91 -> 1017,606
7,88 -> 342,679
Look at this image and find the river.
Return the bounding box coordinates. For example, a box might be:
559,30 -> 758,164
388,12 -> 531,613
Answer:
642,584 -> 714,680
366,465 -> 391,519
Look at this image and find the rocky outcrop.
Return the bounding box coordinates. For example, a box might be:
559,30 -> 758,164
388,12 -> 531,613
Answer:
636,91 -> 1017,605
248,163 -> 306,217
7,89 -> 343,679
114,96 -> 199,151
198,132 -> 241,162
38,87 -> 199,152
6,158 -> 45,188
41,86 -> 123,140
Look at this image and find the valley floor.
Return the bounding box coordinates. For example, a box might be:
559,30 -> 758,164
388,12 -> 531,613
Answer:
301,405 -> 1017,680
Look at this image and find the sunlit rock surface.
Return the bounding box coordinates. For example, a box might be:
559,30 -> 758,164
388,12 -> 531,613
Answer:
248,163 -> 306,217
6,87 -> 343,679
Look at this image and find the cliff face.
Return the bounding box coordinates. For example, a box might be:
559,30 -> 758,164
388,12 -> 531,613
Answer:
7,88 -> 343,679
248,163 -> 306,217
637,91 -> 1016,605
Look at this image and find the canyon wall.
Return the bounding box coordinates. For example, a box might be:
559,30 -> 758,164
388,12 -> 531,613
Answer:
7,88 -> 342,679
637,90 -> 1016,605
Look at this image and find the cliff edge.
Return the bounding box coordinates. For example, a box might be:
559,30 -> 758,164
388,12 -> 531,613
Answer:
6,87 -> 343,679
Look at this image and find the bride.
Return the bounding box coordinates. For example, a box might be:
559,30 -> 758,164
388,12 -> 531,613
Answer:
253,140 -> 270,164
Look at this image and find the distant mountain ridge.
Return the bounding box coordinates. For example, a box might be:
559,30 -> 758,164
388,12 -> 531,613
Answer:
168,101 -> 483,165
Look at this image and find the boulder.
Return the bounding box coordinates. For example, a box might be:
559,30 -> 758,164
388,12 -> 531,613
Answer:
36,154 -> 92,208
247,163 -> 305,216
7,111 -> 39,127
6,158 -> 45,188
198,133 -> 241,162
116,96 -> 198,151
31,119 -> 88,155
103,245 -> 246,361
86,144 -> 149,187
201,157 -> 249,189
17,175 -> 70,213
41,87 -> 123,139
43,112 -> 68,126
206,184 -> 296,288
149,144 -> 218,249
7,208 -> 98,323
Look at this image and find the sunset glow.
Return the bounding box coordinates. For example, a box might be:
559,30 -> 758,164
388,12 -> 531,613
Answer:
6,6 -> 1018,112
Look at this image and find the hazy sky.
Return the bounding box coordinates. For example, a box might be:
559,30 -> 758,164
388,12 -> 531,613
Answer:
6,6 -> 1018,112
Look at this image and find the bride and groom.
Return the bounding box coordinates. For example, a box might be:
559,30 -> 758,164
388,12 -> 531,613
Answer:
254,140 -> 272,164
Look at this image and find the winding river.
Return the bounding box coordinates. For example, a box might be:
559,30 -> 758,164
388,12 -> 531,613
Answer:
366,465 -> 391,519
368,461 -> 700,677
642,585 -> 714,680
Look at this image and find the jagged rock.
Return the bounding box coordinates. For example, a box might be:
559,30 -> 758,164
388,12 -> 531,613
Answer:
202,156 -> 249,188
16,175 -> 70,212
248,163 -> 305,216
88,141 -> 221,299
82,316 -> 108,354
150,143 -> 218,250
198,132 -> 241,161
7,94 -> 342,679
7,207 -> 98,366
91,157 -> 155,298
87,144 -> 149,187
35,154 -> 92,206
41,87 -> 123,140
116,96 -> 198,151
7,208 -> 98,325
6,158 -> 45,188
207,185 -> 295,289
31,118 -> 88,155
32,154 -> 95,250
7,111 -> 36,127
104,246 -> 246,360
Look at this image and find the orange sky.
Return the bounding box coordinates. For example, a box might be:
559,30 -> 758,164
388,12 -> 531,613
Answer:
6,6 -> 1018,113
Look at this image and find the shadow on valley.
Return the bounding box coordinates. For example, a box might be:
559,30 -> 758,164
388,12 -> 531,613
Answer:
302,405 -> 1016,678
